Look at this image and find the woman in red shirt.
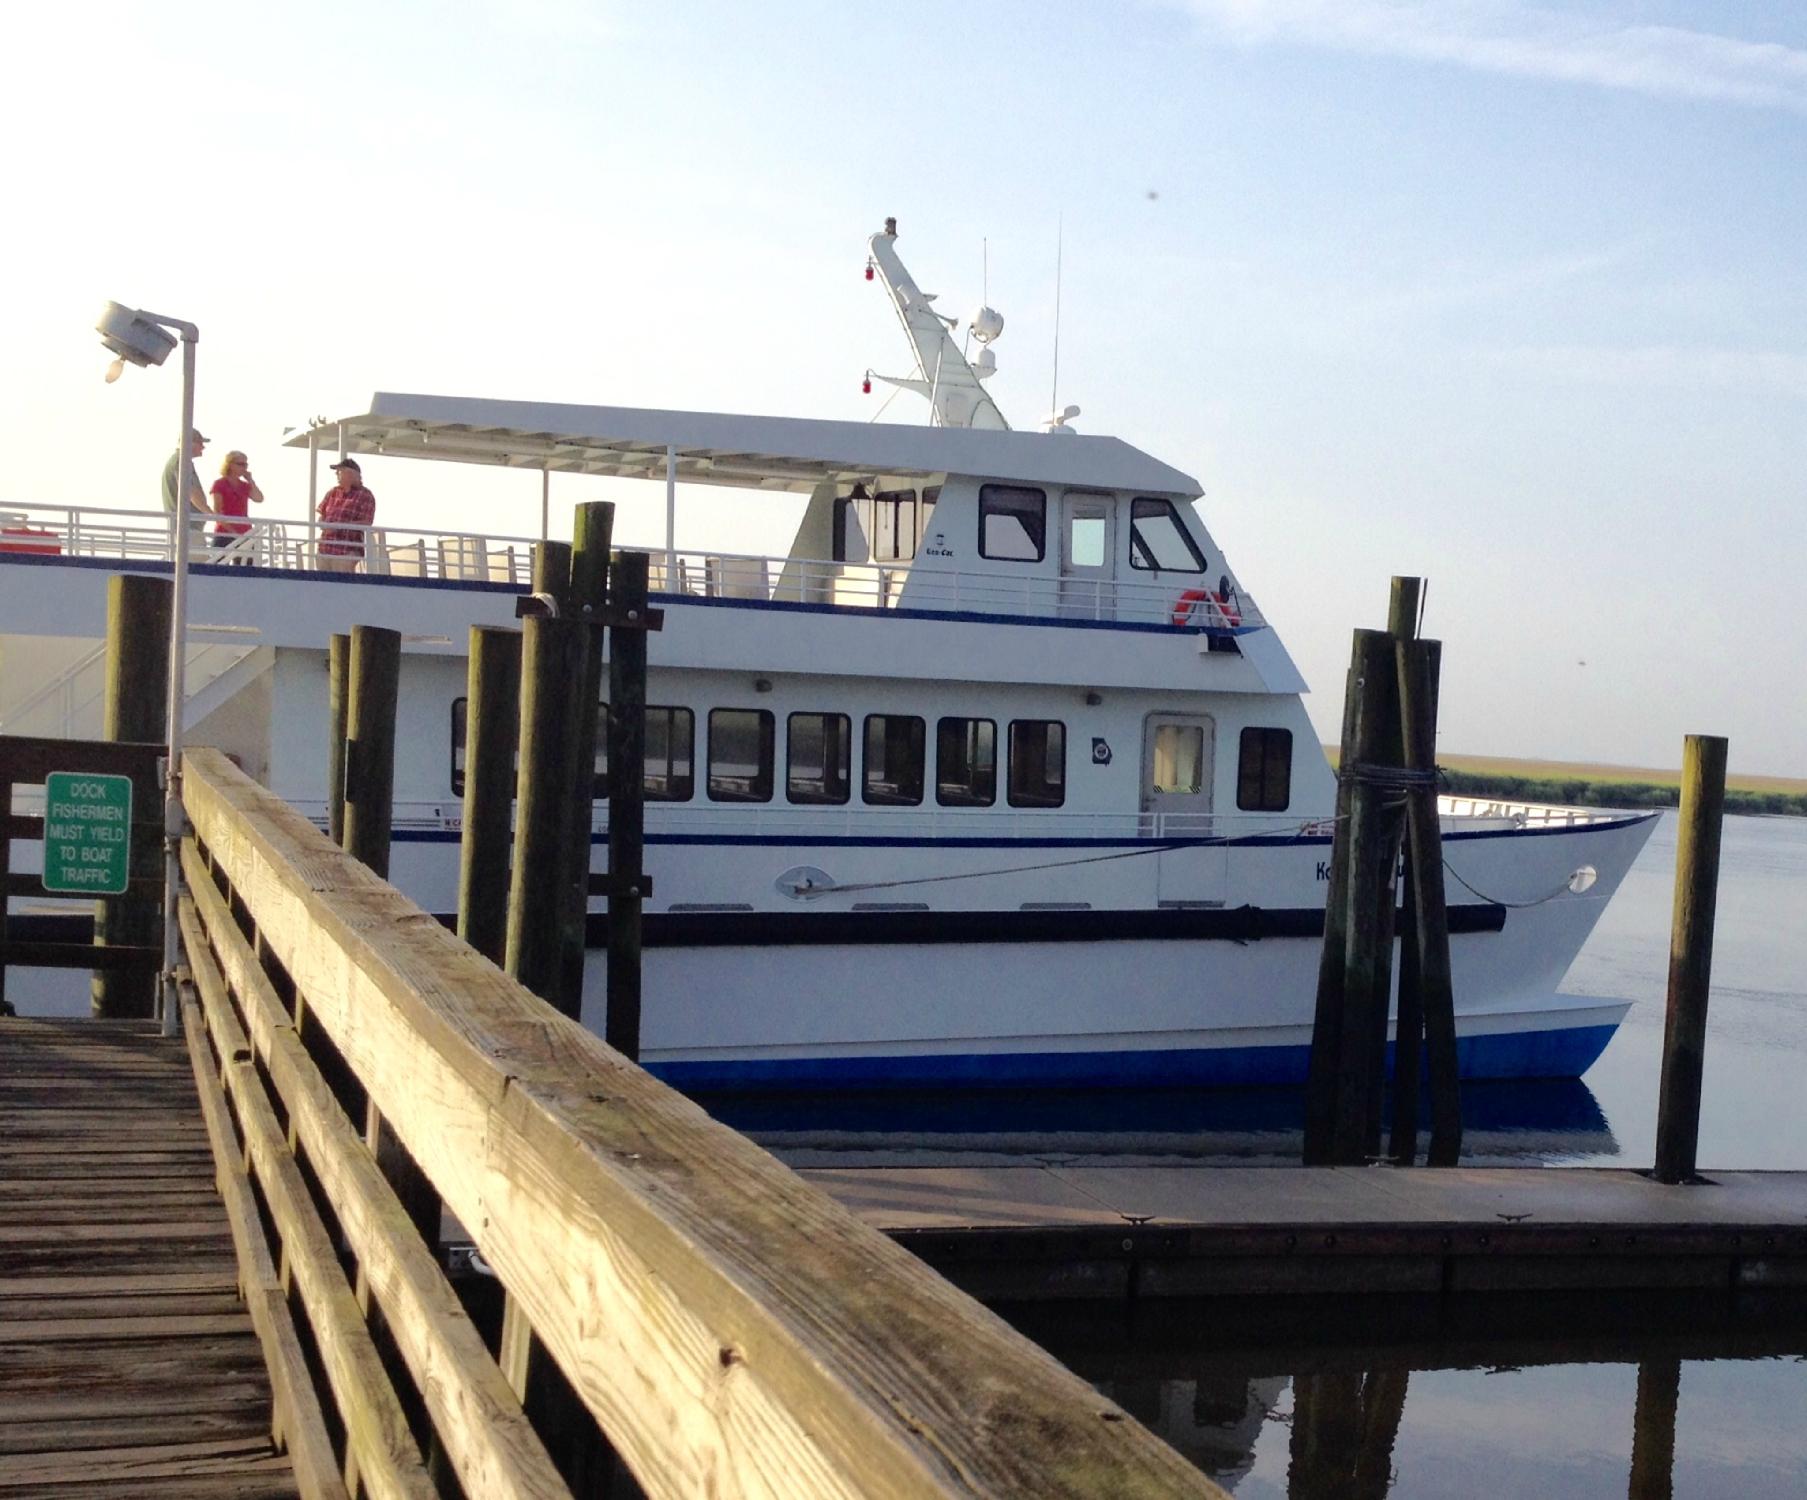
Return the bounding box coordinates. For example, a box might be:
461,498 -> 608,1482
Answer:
209,451 -> 264,561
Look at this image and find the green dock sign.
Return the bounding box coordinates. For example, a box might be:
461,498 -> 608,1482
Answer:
41,772 -> 134,895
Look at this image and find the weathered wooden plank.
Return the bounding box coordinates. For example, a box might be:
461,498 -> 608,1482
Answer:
0,1405 -> 271,1456
0,1293 -> 251,1330
0,1435 -> 289,1486
184,747 -> 1217,1500
0,1313 -> 252,1343
183,863 -> 570,1500
181,970 -> 434,1500
10,1473 -> 299,1499
178,997 -> 350,1500
0,1270 -> 238,1299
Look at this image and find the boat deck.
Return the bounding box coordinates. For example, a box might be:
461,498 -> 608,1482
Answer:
804,1160 -> 1807,1301
0,1020 -> 298,1498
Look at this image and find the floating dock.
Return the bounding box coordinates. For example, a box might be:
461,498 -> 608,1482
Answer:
805,1161 -> 1807,1301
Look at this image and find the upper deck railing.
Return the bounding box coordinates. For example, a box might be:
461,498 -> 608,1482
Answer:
2,502 -> 1264,633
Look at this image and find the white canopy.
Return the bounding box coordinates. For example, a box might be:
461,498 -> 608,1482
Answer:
282,392 -> 1202,497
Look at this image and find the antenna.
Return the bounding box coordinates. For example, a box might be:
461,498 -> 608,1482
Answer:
1050,214 -> 1064,422
983,237 -> 989,304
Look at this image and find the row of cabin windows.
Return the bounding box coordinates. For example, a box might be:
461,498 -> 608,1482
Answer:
450,701 -> 1066,808
830,485 -> 1210,573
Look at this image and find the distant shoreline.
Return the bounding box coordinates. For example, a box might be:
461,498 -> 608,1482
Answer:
1323,750 -> 1807,820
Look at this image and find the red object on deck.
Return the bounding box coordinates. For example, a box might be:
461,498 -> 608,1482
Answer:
0,527 -> 60,555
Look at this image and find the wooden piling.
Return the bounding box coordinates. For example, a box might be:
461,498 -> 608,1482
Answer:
455,627 -> 521,965
326,632 -> 350,847
341,626 -> 400,879
1654,733 -> 1728,1185
558,502 -> 614,1007
1398,636 -> 1462,1165
506,542 -> 585,1013
1628,1356 -> 1681,1500
1331,628 -> 1400,1164
605,549 -> 650,1061
92,574 -> 171,1018
1387,580 -> 1424,1162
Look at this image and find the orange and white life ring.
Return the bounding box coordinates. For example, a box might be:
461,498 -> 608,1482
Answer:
1171,588 -> 1241,629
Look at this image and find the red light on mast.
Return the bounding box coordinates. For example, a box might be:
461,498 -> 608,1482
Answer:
861,377 -> 872,395
864,264 -> 874,281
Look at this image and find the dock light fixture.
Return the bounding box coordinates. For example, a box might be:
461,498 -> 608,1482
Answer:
97,301 -> 199,1039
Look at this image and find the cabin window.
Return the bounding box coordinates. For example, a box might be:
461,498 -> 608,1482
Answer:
836,486 -> 939,563
863,714 -> 925,805
644,707 -> 695,802
450,696 -> 529,797
1129,498 -> 1207,573
1237,727 -> 1293,811
1007,720 -> 1066,808
450,698 -> 466,796
936,717 -> 997,807
788,712 -> 852,805
979,485 -> 1046,562
1151,723 -> 1206,795
708,709 -> 775,803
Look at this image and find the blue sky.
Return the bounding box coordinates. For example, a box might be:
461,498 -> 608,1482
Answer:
7,1 -> 1803,773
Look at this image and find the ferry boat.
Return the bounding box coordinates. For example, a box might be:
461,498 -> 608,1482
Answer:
0,220 -> 1656,1087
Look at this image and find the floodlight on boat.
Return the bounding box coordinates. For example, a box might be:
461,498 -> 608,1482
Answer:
1568,866 -> 1598,895
96,301 -> 177,371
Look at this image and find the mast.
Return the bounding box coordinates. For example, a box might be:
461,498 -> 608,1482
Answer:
866,219 -> 1009,431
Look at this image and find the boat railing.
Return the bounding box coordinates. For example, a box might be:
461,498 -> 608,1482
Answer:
1439,795 -> 1640,829
2,502 -> 1263,631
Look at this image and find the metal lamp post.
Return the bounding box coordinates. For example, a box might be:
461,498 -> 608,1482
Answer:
97,302 -> 198,1038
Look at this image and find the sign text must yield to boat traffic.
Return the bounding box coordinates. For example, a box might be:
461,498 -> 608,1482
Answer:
41,772 -> 133,895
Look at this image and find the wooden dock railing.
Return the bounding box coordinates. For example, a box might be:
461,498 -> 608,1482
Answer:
174,748 -> 1216,1499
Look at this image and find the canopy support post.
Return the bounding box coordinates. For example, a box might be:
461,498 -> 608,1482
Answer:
541,466 -> 550,543
664,446 -> 677,587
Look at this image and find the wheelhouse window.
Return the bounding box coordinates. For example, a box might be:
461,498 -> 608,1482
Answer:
787,712 -> 851,805
936,717 -> 997,807
1007,720 -> 1066,808
979,484 -> 1046,562
1129,498 -> 1207,572
1237,727 -> 1293,811
644,706 -> 695,802
863,714 -> 925,805
708,709 -> 775,803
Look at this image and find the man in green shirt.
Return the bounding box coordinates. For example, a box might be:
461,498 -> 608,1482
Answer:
161,429 -> 210,514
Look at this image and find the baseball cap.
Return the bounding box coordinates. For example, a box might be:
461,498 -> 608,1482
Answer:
330,457 -> 362,472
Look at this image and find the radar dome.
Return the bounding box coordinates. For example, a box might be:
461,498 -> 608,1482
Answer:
968,306 -> 1005,344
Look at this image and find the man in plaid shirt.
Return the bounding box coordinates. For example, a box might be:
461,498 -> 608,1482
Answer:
317,458 -> 376,574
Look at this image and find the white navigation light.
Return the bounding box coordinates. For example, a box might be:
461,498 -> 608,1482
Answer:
969,305 -> 1004,343
96,301 -> 177,369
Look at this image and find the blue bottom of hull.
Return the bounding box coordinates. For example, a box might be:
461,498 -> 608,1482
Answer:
651,1021 -> 1620,1093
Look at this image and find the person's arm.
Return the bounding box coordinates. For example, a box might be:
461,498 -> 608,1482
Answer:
188,470 -> 211,514
246,476 -> 265,504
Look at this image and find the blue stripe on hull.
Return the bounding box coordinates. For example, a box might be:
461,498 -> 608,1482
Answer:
650,1020 -> 1621,1092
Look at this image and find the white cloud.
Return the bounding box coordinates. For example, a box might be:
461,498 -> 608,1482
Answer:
1176,1 -> 1807,112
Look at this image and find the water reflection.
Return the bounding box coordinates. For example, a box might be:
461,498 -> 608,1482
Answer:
697,1076 -> 1618,1169
1012,1292 -> 1807,1497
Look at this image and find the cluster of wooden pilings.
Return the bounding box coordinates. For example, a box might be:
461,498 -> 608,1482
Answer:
1302,576 -> 1733,1185
1304,576 -> 1460,1167
325,500 -> 660,1052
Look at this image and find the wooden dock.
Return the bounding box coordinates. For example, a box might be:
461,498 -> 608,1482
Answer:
0,1019 -> 298,1498
805,1161 -> 1807,1301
